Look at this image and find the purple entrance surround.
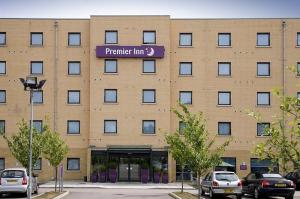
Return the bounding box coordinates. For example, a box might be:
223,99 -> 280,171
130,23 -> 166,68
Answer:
96,45 -> 165,58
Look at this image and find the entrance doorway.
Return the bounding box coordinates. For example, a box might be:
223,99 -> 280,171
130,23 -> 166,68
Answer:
119,156 -> 141,181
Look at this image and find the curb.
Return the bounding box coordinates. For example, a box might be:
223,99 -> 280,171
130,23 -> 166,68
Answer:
33,193 -> 45,198
53,191 -> 69,199
169,192 -> 182,199
39,185 -> 195,190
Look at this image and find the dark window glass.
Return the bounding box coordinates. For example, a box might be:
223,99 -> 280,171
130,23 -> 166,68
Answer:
104,89 -> 117,103
297,33 -> 300,46
105,31 -> 118,44
0,32 -> 6,45
143,60 -> 156,73
67,158 -> 80,170
0,120 -> 5,134
104,120 -> 117,134
33,158 -> 42,170
257,62 -> 270,76
179,91 -> 192,104
218,91 -> 231,105
215,157 -> 236,172
31,32 -> 43,46
179,62 -> 192,75
67,120 -> 80,134
250,158 -> 278,173
143,31 -> 156,44
179,121 -> 186,134
32,91 -> 43,104
179,33 -> 192,46
68,90 -> 80,104
218,62 -> 231,76
68,62 -> 81,75
0,61 -> 6,74
257,33 -> 270,46
143,89 -> 156,103
31,61 -> 43,75
218,122 -> 231,135
0,158 -> 4,170
297,62 -> 300,76
32,120 -> 43,133
257,123 -> 270,136
218,33 -> 231,46
0,90 -> 6,103
104,59 -> 117,73
143,120 -> 155,134
257,92 -> 270,105
68,33 -> 81,46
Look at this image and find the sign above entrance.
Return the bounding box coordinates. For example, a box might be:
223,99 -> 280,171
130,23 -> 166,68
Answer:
96,45 -> 165,58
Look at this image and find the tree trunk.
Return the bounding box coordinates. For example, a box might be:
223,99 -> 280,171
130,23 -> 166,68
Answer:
55,166 -> 58,192
181,165 -> 184,193
198,171 -> 201,199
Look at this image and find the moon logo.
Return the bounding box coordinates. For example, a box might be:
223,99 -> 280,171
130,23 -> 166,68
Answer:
146,47 -> 155,56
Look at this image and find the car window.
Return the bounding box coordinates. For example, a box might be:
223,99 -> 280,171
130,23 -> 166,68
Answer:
262,173 -> 282,178
247,173 -> 256,180
215,173 -> 238,181
1,170 -> 25,178
204,173 -> 210,181
296,171 -> 300,178
208,173 -> 212,181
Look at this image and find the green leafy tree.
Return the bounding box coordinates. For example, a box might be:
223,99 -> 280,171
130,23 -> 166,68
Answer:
166,103 -> 231,199
1,119 -> 44,171
42,124 -> 68,192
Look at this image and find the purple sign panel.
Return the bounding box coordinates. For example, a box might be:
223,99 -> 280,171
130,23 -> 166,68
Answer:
96,45 -> 165,58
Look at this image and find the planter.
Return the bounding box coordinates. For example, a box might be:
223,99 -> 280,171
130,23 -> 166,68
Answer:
98,171 -> 106,182
153,172 -> 161,183
141,169 -> 149,183
91,173 -> 98,183
162,174 -> 168,184
108,168 -> 117,183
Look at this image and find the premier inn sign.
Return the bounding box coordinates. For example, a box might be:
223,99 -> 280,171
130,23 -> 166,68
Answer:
96,45 -> 165,58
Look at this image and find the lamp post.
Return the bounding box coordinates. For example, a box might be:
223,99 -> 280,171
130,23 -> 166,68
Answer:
19,77 -> 46,199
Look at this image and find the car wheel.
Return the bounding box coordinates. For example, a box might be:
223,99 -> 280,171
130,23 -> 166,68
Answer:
236,194 -> 242,199
254,188 -> 260,199
201,188 -> 205,196
285,195 -> 294,199
209,188 -> 215,199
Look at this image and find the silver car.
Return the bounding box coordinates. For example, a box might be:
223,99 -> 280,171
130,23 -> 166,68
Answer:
0,168 -> 38,197
201,171 -> 242,199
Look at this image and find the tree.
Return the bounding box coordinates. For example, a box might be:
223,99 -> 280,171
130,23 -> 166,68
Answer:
166,103 -> 231,199
42,124 -> 68,192
248,88 -> 300,173
1,119 -> 44,171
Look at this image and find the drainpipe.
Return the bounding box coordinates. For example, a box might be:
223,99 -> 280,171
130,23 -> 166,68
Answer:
281,20 -> 286,133
54,21 -> 58,131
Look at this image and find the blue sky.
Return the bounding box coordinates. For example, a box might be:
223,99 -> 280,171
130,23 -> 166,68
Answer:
0,0 -> 299,18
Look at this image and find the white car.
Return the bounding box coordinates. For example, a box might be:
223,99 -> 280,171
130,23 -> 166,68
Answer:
201,171 -> 243,199
0,168 -> 38,197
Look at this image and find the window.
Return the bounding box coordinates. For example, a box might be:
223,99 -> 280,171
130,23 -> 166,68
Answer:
32,120 -> 43,133
68,90 -> 80,104
105,31 -> 118,44
67,120 -> 80,134
218,122 -> 231,135
68,33 -> 81,46
142,89 -> 156,103
257,123 -> 270,136
179,62 -> 192,75
0,158 -> 4,170
68,62 -> 81,75
0,90 -> 6,103
179,33 -> 192,46
218,33 -> 231,46
0,120 -> 5,134
251,158 -> 278,173
31,91 -> 43,104
143,60 -> 156,73
257,62 -> 270,76
257,33 -> 270,46
143,31 -> 156,44
104,59 -> 117,73
297,92 -> 300,106
179,91 -> 192,104
67,158 -> 80,170
30,32 -> 43,46
297,62 -> 300,76
218,91 -> 231,105
104,89 -> 117,103
30,61 -> 43,75
179,121 -> 186,134
33,158 -> 42,170
215,157 -> 236,172
104,120 -> 117,134
297,32 -> 300,46
0,61 -> 6,74
257,92 -> 270,106
218,62 -> 231,76
142,120 -> 155,134
0,32 -> 6,45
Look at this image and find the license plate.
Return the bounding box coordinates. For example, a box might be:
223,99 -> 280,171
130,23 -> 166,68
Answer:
7,179 -> 17,184
225,189 -> 233,193
275,183 -> 286,187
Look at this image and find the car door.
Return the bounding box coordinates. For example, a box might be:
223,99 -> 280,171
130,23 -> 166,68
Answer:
202,173 -> 211,192
242,173 -> 256,194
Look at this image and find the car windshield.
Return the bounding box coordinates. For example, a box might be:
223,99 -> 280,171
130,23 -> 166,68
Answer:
215,173 -> 238,181
262,173 -> 282,178
1,170 -> 25,178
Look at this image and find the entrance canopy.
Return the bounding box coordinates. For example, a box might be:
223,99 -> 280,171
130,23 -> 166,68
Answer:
107,145 -> 152,154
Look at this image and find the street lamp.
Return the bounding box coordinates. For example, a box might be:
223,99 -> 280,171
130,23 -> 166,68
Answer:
19,76 -> 46,199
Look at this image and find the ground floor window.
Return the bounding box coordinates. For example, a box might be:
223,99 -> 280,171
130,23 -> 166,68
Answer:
176,164 -> 193,181
33,158 -> 42,170
250,158 -> 279,173
0,158 -> 4,170
67,158 -> 80,171
215,157 -> 236,172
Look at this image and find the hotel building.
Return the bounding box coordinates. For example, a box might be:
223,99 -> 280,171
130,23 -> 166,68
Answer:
0,16 -> 299,182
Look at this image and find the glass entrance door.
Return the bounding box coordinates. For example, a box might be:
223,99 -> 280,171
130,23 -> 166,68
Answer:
130,157 -> 140,181
119,157 -> 129,181
118,156 -> 141,182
